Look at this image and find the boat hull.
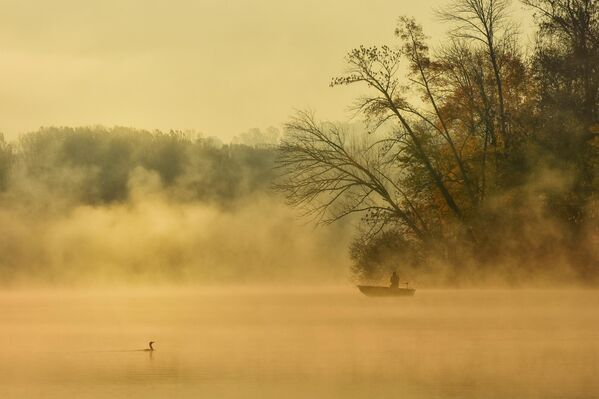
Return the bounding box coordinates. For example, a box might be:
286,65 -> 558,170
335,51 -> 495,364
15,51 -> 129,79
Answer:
357,285 -> 416,297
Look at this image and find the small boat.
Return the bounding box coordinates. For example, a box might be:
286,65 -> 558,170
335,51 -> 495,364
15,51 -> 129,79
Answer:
357,285 -> 416,297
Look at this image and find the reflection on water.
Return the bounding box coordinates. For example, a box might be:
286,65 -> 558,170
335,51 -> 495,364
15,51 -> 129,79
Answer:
0,287 -> 598,398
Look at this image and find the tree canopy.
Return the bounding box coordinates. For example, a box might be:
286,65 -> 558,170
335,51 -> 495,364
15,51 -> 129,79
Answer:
276,0 -> 599,283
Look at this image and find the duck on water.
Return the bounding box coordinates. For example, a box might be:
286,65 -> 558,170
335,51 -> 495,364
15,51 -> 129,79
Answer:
144,341 -> 156,351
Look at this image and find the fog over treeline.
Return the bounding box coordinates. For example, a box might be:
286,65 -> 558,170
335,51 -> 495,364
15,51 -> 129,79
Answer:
0,127 -> 351,285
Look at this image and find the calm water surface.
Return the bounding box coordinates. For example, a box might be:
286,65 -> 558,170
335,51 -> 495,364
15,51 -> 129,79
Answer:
0,287 -> 598,398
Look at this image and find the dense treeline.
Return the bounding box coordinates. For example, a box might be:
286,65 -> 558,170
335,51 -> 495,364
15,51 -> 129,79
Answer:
277,0 -> 599,283
0,127 -> 278,209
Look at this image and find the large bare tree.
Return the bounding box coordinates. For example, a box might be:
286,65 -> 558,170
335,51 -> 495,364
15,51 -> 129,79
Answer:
276,112 -> 429,240
438,0 -> 518,147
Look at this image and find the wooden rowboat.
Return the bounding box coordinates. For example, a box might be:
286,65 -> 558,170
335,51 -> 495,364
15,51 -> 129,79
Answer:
357,285 -> 416,297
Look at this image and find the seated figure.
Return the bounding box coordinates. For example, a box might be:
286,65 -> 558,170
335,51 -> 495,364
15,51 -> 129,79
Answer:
390,271 -> 399,289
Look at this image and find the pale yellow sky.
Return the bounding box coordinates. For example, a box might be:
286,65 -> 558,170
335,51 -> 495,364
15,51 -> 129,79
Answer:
0,0 -> 532,141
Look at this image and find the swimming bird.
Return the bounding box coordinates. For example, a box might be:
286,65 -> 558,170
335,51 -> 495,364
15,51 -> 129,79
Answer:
144,341 -> 155,351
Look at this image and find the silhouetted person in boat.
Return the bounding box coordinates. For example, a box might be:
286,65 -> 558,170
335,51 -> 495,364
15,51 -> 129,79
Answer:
390,271 -> 399,289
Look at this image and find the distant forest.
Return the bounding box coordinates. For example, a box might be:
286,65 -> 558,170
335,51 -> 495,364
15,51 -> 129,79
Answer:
0,127 -> 278,208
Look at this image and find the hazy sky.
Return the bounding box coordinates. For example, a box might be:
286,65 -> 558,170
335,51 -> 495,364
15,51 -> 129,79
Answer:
0,0 -> 531,141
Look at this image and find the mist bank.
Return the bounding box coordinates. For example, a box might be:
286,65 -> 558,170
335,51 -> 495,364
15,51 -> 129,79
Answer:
0,126 -> 352,286
0,196 -> 352,286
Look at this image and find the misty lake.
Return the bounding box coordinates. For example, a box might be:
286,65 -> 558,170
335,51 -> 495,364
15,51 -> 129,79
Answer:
1,287 -> 598,398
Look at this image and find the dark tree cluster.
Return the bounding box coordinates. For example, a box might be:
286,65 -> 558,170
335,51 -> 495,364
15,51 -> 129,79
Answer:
276,0 -> 599,283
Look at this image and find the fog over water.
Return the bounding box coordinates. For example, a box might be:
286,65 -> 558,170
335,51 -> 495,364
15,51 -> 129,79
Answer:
1,288 -> 598,399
